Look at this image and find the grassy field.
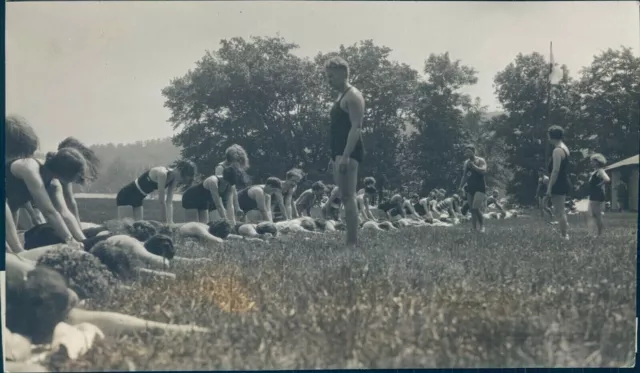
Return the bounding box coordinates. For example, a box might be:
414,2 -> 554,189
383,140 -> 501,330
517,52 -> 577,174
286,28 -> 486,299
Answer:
48,198 -> 637,369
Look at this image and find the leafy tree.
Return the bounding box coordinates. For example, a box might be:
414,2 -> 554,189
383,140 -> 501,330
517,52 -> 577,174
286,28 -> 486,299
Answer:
163,36 -> 328,183
408,52 -> 477,194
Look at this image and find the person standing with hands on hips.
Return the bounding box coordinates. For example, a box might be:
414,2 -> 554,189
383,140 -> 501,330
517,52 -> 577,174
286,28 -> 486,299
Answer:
325,56 -> 365,249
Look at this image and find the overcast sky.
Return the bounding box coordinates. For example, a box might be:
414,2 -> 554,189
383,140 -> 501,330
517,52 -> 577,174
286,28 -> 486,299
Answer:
6,1 -> 639,152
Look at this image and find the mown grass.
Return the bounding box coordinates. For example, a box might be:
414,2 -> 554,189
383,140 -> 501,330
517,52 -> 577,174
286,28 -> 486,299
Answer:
49,199 -> 637,369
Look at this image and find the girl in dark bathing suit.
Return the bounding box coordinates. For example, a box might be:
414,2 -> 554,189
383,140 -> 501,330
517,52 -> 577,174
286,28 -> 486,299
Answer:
5,115 -> 41,253
6,148 -> 89,250
378,194 -> 405,221
182,164 -> 244,225
587,153 -> 610,236
238,177 -> 285,223
544,125 -> 572,240
296,181 -> 326,217
325,56 -> 365,248
272,168 -> 304,220
215,144 -> 251,221
116,160 -> 196,224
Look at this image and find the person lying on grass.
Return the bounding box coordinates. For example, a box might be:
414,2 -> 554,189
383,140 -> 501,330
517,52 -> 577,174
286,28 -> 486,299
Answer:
237,178 -> 286,223
5,260 -> 210,347
181,164 -> 244,225
295,181 -> 326,217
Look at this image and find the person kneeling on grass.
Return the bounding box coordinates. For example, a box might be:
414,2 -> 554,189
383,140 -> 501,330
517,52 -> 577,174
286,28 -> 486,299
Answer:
181,164 -> 244,224
402,194 -> 424,220
5,259 -> 210,349
322,185 -> 343,221
295,181 -> 326,218
377,194 -> 405,221
237,178 -> 286,223
356,185 -> 378,223
485,190 -> 506,218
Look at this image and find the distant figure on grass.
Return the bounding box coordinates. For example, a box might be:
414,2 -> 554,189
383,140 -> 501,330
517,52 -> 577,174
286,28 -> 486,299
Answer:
6,148 -> 89,250
485,190 -> 506,218
458,144 -> 488,232
237,178 -> 286,223
295,181 -> 326,217
402,194 -> 424,220
215,144 -> 250,221
377,194 -> 405,221
536,168 -> 553,221
322,185 -> 343,221
543,125 -> 572,240
587,153 -> 610,237
325,56 -> 365,249
181,164 -> 244,225
272,168 -> 304,220
116,160 -> 196,224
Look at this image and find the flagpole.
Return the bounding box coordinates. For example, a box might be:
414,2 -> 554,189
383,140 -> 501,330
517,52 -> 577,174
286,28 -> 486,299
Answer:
544,41 -> 553,170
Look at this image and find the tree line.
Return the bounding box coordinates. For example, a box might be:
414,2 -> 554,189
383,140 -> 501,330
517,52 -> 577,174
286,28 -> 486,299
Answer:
75,37 -> 640,205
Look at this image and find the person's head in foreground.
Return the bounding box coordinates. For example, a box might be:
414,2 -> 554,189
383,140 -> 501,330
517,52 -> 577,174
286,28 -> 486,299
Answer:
590,153 -> 607,170
256,221 -> 278,236
463,144 -> 476,160
324,56 -> 349,91
547,125 -> 564,145
5,115 -> 39,159
90,240 -> 141,281
264,177 -> 283,196
44,148 -> 89,185
36,246 -> 119,299
171,159 -> 197,190
225,144 -> 250,171
6,266 -> 74,344
58,137 -> 101,183
311,181 -> 326,198
284,168 -> 304,191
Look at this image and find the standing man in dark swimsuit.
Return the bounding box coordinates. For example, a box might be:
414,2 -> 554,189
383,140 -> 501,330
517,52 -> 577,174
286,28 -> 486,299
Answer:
325,56 -> 365,248
545,125 -> 572,240
458,144 -> 488,232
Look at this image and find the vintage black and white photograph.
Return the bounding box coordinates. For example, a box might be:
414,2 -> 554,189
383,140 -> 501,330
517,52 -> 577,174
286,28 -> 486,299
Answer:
4,1 -> 639,370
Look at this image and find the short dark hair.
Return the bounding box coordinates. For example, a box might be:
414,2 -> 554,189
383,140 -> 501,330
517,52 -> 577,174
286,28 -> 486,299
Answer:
265,177 -> 283,190
58,137 -> 100,182
144,234 -> 176,260
547,125 -> 564,140
208,220 -> 233,239
464,144 -> 476,152
45,148 -> 88,184
363,176 -> 376,186
324,56 -> 349,73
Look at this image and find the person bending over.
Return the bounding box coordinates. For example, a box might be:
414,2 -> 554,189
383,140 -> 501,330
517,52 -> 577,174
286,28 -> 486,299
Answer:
237,178 -> 285,223
116,160 -> 196,224
295,181 -> 326,217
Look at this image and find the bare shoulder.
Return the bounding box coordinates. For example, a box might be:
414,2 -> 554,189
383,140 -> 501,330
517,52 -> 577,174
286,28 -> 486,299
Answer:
346,87 -> 364,102
11,158 -> 39,176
